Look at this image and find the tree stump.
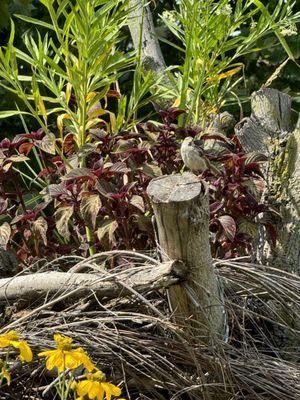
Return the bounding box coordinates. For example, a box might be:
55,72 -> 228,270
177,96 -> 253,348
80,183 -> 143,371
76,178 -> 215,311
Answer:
235,88 -> 300,274
147,172 -> 225,340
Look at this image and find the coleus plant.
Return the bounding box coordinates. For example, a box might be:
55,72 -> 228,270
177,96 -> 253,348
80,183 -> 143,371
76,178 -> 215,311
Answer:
0,104 -> 274,263
0,0 -> 275,263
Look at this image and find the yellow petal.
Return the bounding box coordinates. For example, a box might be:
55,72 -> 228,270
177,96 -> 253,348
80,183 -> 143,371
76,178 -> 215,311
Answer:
64,350 -> 83,371
38,349 -> 55,358
76,380 -> 89,396
5,331 -> 19,341
40,349 -> 64,371
15,340 -> 33,362
57,114 -> 72,136
72,348 -> 96,372
54,333 -> 73,349
171,97 -> 180,108
66,82 -> 73,104
0,338 -> 10,348
90,381 -> 103,398
0,330 -> 19,348
38,97 -> 47,121
207,66 -> 242,82
86,92 -> 98,102
1,366 -> 11,386
101,382 -> 121,400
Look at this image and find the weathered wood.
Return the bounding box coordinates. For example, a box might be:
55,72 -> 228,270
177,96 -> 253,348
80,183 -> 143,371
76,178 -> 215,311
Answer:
0,260 -> 185,303
128,0 -> 166,75
235,88 -> 300,274
147,172 -> 225,339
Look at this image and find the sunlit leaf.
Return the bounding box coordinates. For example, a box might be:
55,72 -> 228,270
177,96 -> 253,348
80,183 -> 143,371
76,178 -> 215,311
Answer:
80,194 -> 101,230
218,215 -> 236,241
130,195 -> 145,212
54,205 -> 74,241
207,67 -> 242,82
57,113 -> 72,136
0,222 -> 11,249
97,218 -> 118,245
35,133 -> 56,155
32,216 -> 48,246
0,111 -> 30,119
62,168 -> 95,181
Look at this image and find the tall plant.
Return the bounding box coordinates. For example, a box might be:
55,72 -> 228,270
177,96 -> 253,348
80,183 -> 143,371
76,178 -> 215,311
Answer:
160,0 -> 299,126
0,0 -> 133,149
0,0 -> 136,256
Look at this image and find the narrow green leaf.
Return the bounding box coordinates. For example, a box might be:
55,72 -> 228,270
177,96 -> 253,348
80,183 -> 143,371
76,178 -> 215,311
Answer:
251,0 -> 294,60
14,14 -> 55,31
0,111 -> 31,119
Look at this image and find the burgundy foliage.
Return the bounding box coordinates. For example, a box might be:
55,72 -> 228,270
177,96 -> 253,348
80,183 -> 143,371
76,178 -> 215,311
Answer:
0,106 -> 273,262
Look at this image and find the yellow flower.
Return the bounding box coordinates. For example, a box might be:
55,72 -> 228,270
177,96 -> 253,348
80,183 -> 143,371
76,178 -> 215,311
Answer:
0,359 -> 10,386
76,370 -> 122,400
0,331 -> 33,362
1,366 -> 11,386
38,333 -> 95,372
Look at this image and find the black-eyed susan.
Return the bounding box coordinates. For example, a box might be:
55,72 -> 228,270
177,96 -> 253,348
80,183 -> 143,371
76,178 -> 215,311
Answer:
38,333 -> 95,372
76,370 -> 122,400
0,330 -> 33,362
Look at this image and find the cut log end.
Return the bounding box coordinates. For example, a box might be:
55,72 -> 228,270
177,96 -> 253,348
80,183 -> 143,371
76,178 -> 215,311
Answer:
147,172 -> 206,203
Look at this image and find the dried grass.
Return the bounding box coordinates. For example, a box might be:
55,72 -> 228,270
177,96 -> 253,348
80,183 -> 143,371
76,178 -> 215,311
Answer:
0,252 -> 299,399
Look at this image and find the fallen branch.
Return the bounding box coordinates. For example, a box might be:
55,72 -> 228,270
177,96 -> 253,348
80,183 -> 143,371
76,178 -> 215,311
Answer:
0,260 -> 186,303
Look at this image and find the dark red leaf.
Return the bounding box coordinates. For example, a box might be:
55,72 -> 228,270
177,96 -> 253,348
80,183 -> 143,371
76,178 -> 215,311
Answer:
19,142 -> 35,155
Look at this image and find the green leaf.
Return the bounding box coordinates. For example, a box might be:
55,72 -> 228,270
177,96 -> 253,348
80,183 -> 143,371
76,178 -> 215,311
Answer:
0,111 -> 31,119
14,14 -> 55,31
251,0 -> 294,60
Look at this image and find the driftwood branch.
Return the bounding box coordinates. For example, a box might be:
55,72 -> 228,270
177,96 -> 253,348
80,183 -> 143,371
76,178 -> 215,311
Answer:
0,260 -> 186,303
147,173 -> 226,340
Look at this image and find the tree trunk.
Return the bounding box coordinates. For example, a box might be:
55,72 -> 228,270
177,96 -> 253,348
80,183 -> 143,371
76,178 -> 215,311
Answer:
147,172 -> 225,340
235,88 -> 300,274
128,0 -> 166,75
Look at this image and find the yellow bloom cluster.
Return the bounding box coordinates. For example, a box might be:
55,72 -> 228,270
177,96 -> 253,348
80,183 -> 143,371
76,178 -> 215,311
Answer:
0,330 -> 33,387
39,334 -> 124,400
38,333 -> 95,372
0,331 -> 125,400
76,370 -> 122,400
0,330 -> 33,362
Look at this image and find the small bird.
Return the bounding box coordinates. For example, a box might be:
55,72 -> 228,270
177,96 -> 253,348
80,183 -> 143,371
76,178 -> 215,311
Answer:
181,136 -> 220,175
180,136 -> 208,174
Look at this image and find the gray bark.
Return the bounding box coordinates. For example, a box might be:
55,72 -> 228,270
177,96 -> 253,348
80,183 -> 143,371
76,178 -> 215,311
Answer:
235,88 -> 300,274
147,172 -> 226,340
0,260 -> 186,303
128,0 -> 166,75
